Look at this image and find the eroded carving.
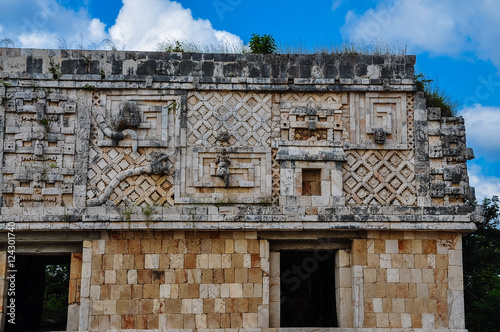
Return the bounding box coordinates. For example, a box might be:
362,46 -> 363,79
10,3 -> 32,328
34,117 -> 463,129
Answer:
215,149 -> 231,188
2,88 -> 78,208
465,147 -> 475,160
373,128 -> 386,144
87,151 -> 172,206
91,100 -> 139,152
217,130 -> 230,143
282,106 -> 343,143
150,152 -> 170,175
111,100 -> 141,131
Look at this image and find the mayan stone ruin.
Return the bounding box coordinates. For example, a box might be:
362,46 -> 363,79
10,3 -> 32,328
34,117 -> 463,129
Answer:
0,48 -> 479,331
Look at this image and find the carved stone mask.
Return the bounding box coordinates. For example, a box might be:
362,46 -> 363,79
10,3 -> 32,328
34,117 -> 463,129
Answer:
111,100 -> 141,131
374,128 -> 386,144
217,131 -> 230,143
150,152 -> 169,175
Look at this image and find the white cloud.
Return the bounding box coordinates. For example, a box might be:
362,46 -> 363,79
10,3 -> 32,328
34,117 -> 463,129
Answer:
469,164 -> 500,201
18,32 -> 57,49
341,0 -> 500,68
461,105 -> 500,156
108,0 -> 242,51
332,0 -> 346,11
0,0 -> 242,51
88,18 -> 107,42
461,104 -> 500,201
0,0 -> 107,49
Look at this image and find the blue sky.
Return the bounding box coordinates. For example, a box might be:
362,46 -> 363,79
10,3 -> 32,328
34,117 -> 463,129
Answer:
1,0 -> 499,200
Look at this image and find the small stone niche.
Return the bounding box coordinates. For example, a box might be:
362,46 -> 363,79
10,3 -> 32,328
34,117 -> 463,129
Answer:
302,169 -> 321,196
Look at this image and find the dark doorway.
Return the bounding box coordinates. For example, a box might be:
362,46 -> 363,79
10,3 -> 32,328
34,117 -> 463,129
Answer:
280,250 -> 337,327
5,255 -> 70,332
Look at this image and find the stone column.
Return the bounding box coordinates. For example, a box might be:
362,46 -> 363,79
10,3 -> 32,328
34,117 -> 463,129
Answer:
335,249 -> 353,327
268,251 -> 280,328
448,234 -> 465,329
79,240 -> 93,330
414,91 -> 431,206
67,252 -> 82,330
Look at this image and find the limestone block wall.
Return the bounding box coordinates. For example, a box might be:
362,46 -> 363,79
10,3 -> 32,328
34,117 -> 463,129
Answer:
354,231 -> 464,330
263,230 -> 466,331
0,228 -> 469,332
78,231 -> 268,331
69,253 -> 83,305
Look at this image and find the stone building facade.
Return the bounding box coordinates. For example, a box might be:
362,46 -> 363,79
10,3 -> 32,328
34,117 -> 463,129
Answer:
0,48 -> 478,331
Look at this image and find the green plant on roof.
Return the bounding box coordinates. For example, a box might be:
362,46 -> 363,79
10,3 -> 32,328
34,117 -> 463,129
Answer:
48,56 -> 63,79
163,40 -> 184,53
249,33 -> 277,54
167,101 -> 179,114
39,115 -> 58,129
415,73 -> 458,117
142,204 -> 153,221
122,206 -> 133,222
82,84 -> 96,91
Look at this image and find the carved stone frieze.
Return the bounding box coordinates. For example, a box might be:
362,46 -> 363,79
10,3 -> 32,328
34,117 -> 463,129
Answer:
176,147 -> 272,204
2,88 -> 79,207
186,91 -> 272,147
343,150 -> 417,206
349,92 -> 409,149
86,91 -> 178,207
279,92 -> 348,144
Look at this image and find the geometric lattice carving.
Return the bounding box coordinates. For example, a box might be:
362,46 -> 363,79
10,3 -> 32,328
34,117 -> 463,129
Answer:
186,91 -> 272,147
87,146 -> 174,207
110,174 -> 174,207
280,92 -> 344,103
271,148 -> 280,205
343,150 -> 416,206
